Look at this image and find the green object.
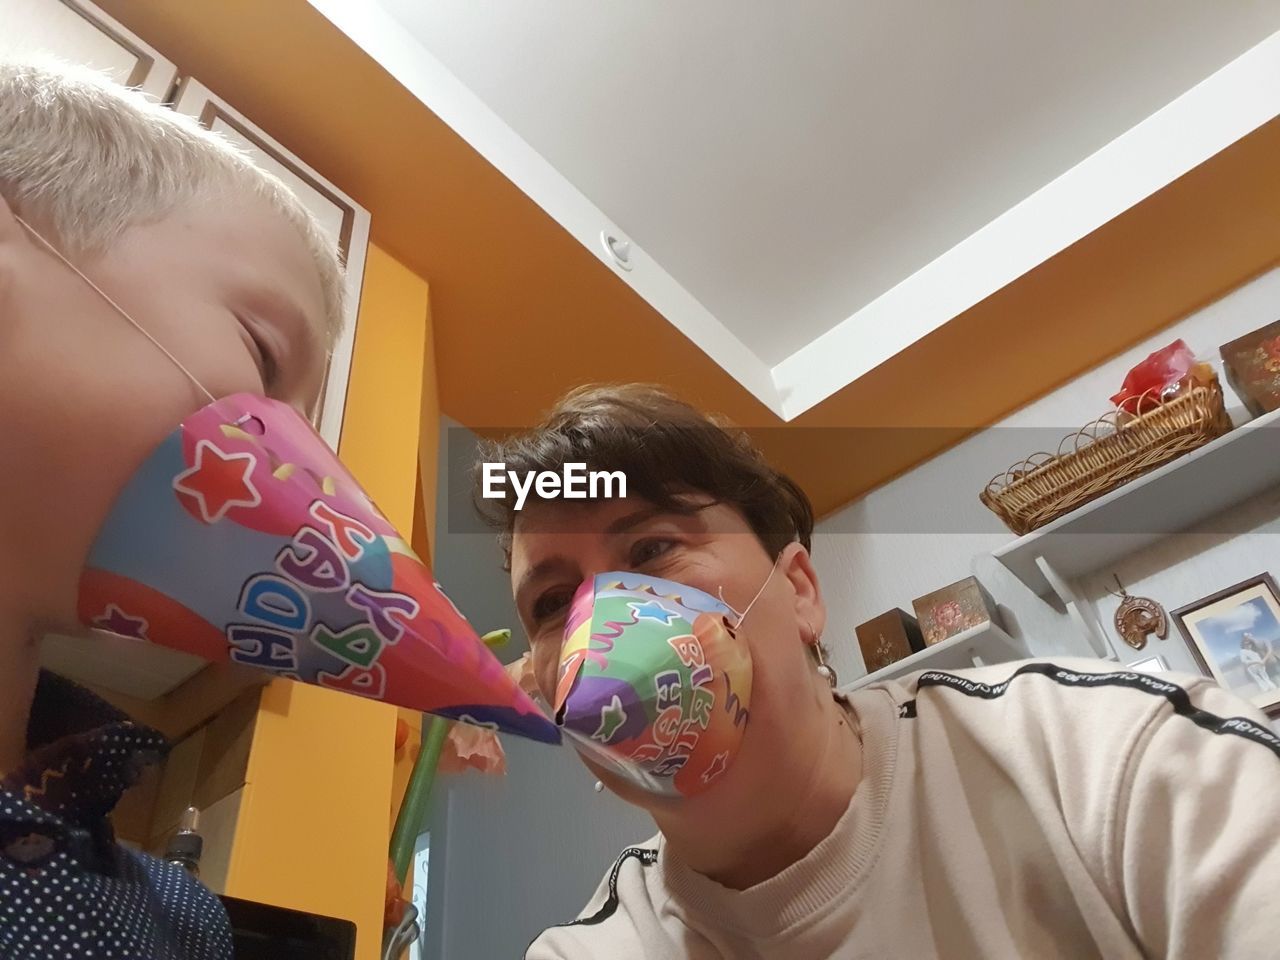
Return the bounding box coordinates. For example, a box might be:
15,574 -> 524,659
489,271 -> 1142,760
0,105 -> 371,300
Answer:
388,628 -> 511,884
481,628 -> 511,648
389,714 -> 450,885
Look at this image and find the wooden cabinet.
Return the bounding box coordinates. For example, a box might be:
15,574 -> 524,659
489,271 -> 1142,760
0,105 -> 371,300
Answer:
0,0 -> 176,99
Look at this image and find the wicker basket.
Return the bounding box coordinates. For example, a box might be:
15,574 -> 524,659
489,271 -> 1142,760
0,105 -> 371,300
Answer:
980,378 -> 1233,536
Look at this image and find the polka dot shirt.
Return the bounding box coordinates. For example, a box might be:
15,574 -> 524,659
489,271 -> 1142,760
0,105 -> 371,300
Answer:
0,673 -> 233,959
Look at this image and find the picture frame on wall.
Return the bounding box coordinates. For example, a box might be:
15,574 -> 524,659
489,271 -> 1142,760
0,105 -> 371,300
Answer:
1172,574 -> 1280,714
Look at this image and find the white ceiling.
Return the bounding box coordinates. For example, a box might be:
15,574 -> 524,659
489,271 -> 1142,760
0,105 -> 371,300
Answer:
313,1 -> 1280,417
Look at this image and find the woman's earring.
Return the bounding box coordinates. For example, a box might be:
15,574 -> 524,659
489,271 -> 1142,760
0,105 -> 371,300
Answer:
593,780 -> 604,794
809,622 -> 837,688
815,648 -> 837,688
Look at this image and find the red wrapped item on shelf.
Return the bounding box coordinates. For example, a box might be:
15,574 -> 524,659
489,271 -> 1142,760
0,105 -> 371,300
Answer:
1110,339 -> 1214,415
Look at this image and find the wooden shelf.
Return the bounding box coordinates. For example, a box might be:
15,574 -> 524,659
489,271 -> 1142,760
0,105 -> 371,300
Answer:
846,623 -> 1025,690
991,405 -> 1280,659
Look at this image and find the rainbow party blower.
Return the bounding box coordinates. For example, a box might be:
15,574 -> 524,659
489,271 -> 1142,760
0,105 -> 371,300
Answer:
554,573 -> 753,797
78,393 -> 558,744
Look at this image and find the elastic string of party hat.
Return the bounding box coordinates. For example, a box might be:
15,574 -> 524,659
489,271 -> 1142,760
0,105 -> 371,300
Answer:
14,214 -> 217,406
719,551 -> 782,626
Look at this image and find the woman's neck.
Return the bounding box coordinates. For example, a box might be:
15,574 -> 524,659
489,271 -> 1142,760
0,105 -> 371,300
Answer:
655,692 -> 862,890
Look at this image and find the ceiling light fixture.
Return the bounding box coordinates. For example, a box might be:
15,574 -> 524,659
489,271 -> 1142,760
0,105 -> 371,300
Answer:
600,230 -> 633,271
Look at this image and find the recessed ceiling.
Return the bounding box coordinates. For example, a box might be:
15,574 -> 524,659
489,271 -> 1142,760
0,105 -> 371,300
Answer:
315,0 -> 1280,417
99,0 -> 1280,519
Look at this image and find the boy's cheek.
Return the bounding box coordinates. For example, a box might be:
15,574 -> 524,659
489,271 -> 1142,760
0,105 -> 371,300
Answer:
13,291 -> 249,520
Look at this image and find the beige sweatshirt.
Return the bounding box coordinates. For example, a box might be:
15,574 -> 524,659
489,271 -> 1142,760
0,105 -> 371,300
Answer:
527,658 -> 1280,959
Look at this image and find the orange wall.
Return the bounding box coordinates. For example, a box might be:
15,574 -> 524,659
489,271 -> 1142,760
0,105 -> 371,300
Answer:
227,682 -> 394,960
226,243 -> 437,960
339,245 -> 433,535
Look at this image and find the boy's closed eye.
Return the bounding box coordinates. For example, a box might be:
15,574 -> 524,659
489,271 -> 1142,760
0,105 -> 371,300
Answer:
231,282 -> 326,411
237,315 -> 278,392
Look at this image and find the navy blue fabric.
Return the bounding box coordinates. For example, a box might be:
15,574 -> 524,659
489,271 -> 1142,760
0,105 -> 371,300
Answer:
0,673 -> 232,959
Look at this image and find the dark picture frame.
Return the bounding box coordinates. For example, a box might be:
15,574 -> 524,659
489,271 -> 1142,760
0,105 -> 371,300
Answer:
1172,573 -> 1280,714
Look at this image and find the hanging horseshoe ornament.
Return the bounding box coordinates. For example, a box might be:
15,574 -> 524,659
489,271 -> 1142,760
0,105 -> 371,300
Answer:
1110,577 -> 1169,651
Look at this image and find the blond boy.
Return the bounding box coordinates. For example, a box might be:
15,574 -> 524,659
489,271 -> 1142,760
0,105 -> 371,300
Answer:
0,60 -> 343,959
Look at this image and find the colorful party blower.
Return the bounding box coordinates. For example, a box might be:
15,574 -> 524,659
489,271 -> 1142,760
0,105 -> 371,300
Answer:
553,574 -> 753,797
77,393 -> 558,745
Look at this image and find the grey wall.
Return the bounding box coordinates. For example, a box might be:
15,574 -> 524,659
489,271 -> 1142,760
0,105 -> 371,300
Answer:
813,266 -> 1280,684
423,418 -> 652,960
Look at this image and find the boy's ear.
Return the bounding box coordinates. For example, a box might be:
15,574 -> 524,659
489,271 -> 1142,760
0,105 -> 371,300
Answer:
0,193 -> 32,251
0,197 -> 50,296
0,195 -> 25,282
0,194 -> 19,236
0,197 -> 59,271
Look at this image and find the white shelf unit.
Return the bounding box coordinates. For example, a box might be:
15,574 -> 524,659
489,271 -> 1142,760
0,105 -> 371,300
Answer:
845,623 -> 1026,691
992,406 -> 1280,659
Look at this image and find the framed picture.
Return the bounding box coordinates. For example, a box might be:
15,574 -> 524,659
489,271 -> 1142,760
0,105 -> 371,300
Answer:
1172,574 -> 1280,713
1128,655 -> 1168,675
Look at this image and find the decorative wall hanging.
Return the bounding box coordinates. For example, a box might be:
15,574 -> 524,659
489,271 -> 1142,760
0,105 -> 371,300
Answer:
1109,577 -> 1168,651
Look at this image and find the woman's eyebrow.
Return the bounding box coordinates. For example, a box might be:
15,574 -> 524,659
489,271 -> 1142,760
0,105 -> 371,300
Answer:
603,506 -> 663,537
606,506 -> 709,539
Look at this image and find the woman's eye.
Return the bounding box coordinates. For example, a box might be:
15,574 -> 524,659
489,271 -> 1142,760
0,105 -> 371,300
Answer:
630,538 -> 676,566
531,589 -> 572,625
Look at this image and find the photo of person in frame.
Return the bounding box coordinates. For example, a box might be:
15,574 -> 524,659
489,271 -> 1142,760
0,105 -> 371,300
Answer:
1174,575 -> 1280,713
1239,633 -> 1278,693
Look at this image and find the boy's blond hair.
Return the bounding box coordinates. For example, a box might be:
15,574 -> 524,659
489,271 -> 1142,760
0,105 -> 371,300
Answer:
0,58 -> 345,347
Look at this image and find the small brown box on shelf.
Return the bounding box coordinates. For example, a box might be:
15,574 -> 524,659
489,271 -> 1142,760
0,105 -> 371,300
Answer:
912,577 -> 1003,647
1220,320 -> 1280,419
855,609 -> 925,673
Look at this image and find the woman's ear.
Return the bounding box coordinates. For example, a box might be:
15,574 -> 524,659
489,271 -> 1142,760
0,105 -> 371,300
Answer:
779,542 -> 826,645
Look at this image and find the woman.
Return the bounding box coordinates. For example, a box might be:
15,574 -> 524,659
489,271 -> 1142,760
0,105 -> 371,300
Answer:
478,385 -> 1280,960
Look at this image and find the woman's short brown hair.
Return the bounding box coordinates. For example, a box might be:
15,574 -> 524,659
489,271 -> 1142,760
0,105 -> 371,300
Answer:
473,384 -> 814,564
